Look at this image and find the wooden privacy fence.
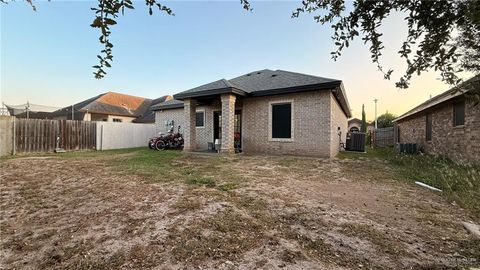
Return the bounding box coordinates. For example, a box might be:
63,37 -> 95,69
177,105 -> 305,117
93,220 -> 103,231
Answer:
14,119 -> 96,153
373,127 -> 395,147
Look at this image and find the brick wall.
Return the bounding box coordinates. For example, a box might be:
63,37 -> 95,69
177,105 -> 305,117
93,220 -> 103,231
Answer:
155,91 -> 348,157
396,98 -> 480,164
330,92 -> 348,157
155,108 -> 184,134
242,91 -> 336,157
195,106 -> 215,150
155,105 -> 215,150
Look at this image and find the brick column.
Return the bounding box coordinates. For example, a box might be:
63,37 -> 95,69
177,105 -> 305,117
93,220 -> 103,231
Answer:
183,98 -> 197,152
220,94 -> 236,154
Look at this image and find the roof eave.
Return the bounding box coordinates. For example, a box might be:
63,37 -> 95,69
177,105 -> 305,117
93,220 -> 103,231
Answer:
152,103 -> 185,111
394,91 -> 466,122
78,108 -> 140,117
333,82 -> 352,118
248,81 -> 342,97
173,87 -> 248,100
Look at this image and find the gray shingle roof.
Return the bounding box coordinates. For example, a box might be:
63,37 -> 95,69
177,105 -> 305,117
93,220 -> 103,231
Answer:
175,69 -> 340,97
229,69 -> 340,93
133,95 -> 171,123
178,79 -> 243,96
173,69 -> 350,117
395,74 -> 480,122
151,99 -> 184,111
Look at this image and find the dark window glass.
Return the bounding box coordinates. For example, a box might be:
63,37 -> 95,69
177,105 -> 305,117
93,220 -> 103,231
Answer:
426,113 -> 432,141
218,114 -> 222,138
272,103 -> 292,139
196,112 -> 204,127
234,111 -> 241,134
397,127 -> 401,142
113,118 -> 122,122
453,101 -> 465,126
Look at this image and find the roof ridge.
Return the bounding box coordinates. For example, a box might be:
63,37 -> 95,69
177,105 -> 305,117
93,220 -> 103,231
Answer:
102,91 -> 146,100
224,79 -> 247,91
275,70 -> 340,82
220,79 -> 232,88
228,69 -> 273,80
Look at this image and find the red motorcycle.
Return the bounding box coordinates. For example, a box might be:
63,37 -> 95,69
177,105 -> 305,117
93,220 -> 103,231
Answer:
148,134 -> 161,149
153,126 -> 184,151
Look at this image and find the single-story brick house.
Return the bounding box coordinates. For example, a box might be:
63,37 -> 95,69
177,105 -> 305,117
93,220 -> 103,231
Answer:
152,69 -> 351,157
51,92 -> 171,123
394,75 -> 479,164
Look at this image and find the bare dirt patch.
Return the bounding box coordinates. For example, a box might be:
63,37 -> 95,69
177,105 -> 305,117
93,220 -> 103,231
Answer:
1,150 -> 478,269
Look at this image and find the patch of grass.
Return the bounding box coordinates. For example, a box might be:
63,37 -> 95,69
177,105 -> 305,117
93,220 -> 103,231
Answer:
391,155 -> 480,216
457,239 -> 480,266
231,194 -> 268,213
171,196 -> 203,215
103,148 -> 185,182
339,147 -> 480,219
186,177 -> 216,187
338,147 -> 395,160
217,182 -> 239,191
340,223 -> 406,257
280,249 -> 305,263
166,209 -> 264,264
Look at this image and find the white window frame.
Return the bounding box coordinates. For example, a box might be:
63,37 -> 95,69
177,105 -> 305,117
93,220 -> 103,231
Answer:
195,109 -> 205,128
268,100 -> 294,142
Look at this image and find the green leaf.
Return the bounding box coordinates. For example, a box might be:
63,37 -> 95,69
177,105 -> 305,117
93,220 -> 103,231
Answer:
104,18 -> 117,25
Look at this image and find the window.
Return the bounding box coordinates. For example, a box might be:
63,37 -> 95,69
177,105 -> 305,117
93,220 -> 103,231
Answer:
453,101 -> 465,126
113,118 -> 122,122
426,113 -> 432,141
396,127 -> 401,142
195,111 -> 204,127
234,111 -> 241,134
350,127 -> 360,133
271,103 -> 292,139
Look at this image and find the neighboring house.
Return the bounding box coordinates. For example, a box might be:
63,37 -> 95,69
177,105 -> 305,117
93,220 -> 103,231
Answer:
394,75 -> 480,164
132,96 -> 172,123
51,92 -> 171,123
153,69 -> 351,157
348,118 -> 374,133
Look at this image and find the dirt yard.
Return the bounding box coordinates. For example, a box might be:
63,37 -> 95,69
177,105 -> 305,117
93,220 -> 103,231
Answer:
1,149 -> 479,270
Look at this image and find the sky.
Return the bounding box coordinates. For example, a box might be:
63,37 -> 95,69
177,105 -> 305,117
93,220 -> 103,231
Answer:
0,0 -> 473,120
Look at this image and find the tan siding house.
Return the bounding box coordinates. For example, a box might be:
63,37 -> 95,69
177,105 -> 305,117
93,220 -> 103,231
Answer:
51,92 -> 171,123
153,69 -> 351,157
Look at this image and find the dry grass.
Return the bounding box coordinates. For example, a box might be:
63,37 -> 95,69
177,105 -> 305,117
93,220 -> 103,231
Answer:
166,209 -> 264,264
1,148 -> 479,269
339,223 -> 406,257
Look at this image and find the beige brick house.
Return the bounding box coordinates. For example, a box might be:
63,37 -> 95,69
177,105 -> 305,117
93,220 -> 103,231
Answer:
153,69 -> 351,157
394,75 -> 480,164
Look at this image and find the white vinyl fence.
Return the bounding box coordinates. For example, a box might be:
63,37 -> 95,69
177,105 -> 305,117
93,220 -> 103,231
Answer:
96,122 -> 156,150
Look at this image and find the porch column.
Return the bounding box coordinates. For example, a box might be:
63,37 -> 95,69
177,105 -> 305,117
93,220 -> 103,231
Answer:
183,98 -> 197,152
220,94 -> 236,154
